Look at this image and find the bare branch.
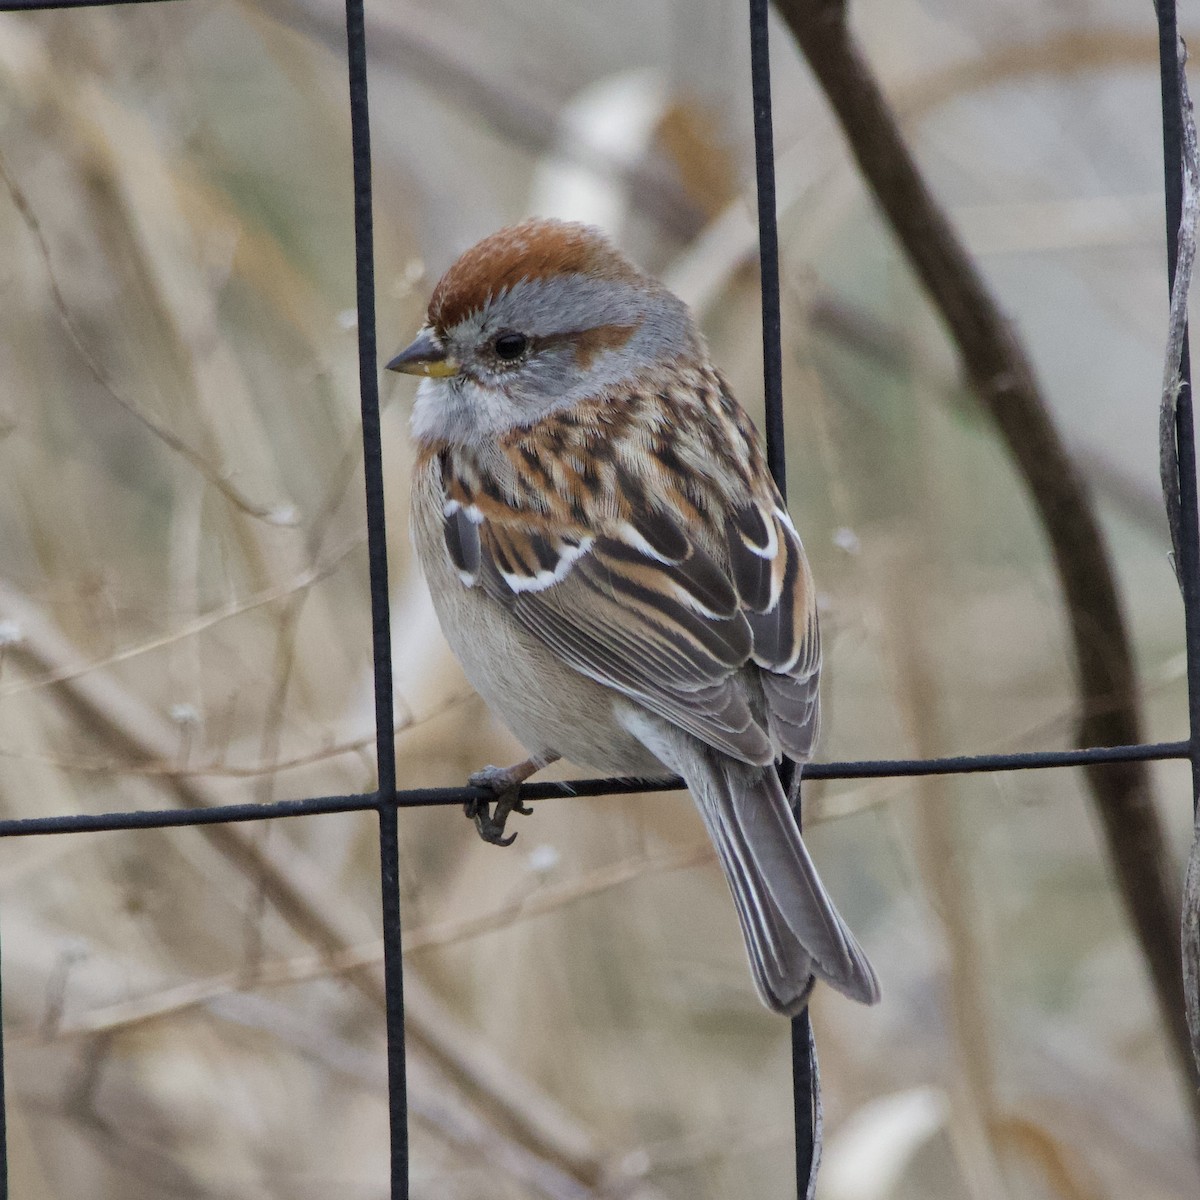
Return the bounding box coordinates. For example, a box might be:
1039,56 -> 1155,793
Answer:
1155,34 -> 1200,1088
1161,38 -> 1199,589
1185,806 -> 1200,1077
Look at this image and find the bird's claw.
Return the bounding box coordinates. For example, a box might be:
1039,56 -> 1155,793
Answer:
465,766 -> 533,846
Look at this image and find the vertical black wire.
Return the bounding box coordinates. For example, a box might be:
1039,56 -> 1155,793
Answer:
375,803 -> 407,1197
750,0 -> 788,501
344,0 -> 408,1195
748,0 -> 817,1193
0,923 -> 7,1200
1155,0 -> 1200,816
344,0 -> 393,807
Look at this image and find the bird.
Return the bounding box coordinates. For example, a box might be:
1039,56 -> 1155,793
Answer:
387,217 -> 879,1014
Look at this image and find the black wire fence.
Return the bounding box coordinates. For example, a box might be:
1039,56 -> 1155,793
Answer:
0,1 -> 1196,1197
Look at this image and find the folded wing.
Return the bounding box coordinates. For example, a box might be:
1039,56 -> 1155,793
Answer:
440,467 -> 820,766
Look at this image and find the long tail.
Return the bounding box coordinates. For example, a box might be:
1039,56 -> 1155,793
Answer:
698,754 -> 879,1012
626,713 -> 879,1013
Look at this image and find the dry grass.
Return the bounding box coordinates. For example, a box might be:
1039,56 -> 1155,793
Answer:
0,1 -> 1195,1197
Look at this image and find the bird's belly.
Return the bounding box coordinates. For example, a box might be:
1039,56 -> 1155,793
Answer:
434,581 -> 666,777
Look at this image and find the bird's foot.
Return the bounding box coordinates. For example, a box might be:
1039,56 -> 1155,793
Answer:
465,763 -> 536,846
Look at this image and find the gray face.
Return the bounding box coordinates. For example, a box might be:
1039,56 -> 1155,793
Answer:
411,272 -> 699,445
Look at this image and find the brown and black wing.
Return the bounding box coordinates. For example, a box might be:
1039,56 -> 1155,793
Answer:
724,496 -> 822,761
473,503 -> 776,765
431,376 -> 821,764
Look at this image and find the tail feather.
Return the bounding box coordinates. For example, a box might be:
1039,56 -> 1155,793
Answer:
701,753 -> 878,1010
718,801 -> 819,1013
623,709 -> 879,1012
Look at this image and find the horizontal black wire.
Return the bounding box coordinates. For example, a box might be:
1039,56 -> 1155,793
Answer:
802,740 -> 1190,778
0,0 -> 184,10
392,739 -> 1191,799
0,792 -> 377,837
0,740 -> 1184,839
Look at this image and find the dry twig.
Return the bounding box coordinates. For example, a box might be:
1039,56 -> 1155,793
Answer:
1160,40 -> 1199,586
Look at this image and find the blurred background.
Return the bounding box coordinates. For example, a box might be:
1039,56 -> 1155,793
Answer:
0,0 -> 1195,1196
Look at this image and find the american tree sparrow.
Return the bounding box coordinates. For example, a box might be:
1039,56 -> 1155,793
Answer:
388,218 -> 879,1013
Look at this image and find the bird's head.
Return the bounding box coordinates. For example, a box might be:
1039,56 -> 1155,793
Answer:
388,218 -> 698,444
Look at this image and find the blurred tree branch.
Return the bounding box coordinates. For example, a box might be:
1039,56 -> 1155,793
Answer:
773,0 -> 1199,1127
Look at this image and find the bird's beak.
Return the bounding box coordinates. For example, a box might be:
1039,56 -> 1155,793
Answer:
385,329 -> 460,377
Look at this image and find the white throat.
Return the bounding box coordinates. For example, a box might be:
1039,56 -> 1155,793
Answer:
411,376 -> 519,446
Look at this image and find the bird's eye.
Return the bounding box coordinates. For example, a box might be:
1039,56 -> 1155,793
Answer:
492,332 -> 528,361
